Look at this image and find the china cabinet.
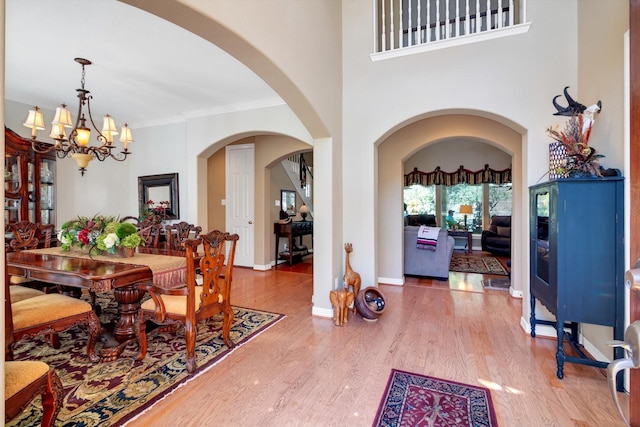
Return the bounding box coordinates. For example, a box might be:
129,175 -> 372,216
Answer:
4,127 -> 56,227
529,177 -> 624,386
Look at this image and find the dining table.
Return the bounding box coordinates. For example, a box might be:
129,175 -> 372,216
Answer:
6,246 -> 191,362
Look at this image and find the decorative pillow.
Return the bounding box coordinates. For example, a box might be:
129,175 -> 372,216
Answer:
497,226 -> 511,237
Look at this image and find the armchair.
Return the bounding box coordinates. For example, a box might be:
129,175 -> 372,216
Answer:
139,230 -> 239,373
404,226 -> 455,280
481,216 -> 511,256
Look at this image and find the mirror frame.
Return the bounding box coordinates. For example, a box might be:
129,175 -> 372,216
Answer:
281,189 -> 296,217
138,173 -> 180,220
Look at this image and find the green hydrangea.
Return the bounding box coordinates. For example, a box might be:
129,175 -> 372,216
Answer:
116,222 -> 137,239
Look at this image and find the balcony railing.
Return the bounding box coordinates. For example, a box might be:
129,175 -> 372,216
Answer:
375,0 -> 528,53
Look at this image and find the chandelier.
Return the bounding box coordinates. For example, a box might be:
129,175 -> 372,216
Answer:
23,58 -> 134,176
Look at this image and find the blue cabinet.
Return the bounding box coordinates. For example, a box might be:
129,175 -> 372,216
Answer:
529,177 -> 624,382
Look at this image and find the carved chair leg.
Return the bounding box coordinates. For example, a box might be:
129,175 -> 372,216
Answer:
47,333 -> 61,349
136,310 -> 148,361
41,368 -> 63,427
222,309 -> 235,349
185,319 -> 196,374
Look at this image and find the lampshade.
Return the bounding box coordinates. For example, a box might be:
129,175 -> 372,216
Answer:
98,115 -> 114,144
49,123 -> 67,140
119,124 -> 134,151
459,205 -> 473,215
51,105 -> 73,128
299,204 -> 310,214
23,107 -> 45,138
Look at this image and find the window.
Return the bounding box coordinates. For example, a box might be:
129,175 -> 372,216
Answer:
403,182 -> 512,234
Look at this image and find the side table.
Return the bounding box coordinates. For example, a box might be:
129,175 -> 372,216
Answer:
448,230 -> 472,253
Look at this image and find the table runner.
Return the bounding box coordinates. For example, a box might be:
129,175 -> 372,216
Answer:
24,247 -> 187,287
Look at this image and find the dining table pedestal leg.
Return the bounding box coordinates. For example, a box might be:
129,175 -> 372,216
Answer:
99,284 -> 146,362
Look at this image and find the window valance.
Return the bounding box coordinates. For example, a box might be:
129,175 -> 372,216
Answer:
404,165 -> 512,187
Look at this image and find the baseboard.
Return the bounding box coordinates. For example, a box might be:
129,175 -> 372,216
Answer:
312,305 -> 333,318
378,277 -> 404,286
253,263 -> 272,271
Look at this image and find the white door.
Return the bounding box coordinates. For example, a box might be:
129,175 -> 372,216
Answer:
226,144 -> 255,267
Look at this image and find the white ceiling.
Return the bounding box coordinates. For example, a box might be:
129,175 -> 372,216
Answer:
5,0 -> 282,131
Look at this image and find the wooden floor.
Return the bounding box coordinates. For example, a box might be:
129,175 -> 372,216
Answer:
126,253 -> 628,427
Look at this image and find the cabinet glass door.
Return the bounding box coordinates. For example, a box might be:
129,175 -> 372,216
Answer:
38,158 -> 55,225
535,192 -> 550,284
5,152 -> 22,224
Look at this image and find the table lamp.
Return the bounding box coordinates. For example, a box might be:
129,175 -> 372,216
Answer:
459,205 -> 473,229
299,204 -> 310,221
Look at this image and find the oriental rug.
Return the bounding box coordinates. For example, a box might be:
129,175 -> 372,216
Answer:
8,294 -> 285,427
481,278 -> 511,290
449,255 -> 508,276
373,369 -> 499,427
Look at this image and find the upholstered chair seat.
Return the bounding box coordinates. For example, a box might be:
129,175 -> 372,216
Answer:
9,285 -> 45,303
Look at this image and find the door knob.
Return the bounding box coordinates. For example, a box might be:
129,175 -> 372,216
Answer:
248,220 -> 253,224
606,320 -> 640,427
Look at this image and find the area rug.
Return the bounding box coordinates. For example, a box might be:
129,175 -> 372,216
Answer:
481,278 -> 511,290
8,294 -> 285,427
449,255 -> 507,276
373,369 -> 499,427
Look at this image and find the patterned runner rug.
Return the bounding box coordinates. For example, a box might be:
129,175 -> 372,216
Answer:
449,254 -> 508,276
374,369 -> 499,427
8,294 -> 284,427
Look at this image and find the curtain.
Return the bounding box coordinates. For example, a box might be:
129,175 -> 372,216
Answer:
404,164 -> 512,187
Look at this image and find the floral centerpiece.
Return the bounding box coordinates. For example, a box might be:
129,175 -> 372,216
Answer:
546,107 -> 604,177
58,215 -> 143,257
139,200 -> 170,224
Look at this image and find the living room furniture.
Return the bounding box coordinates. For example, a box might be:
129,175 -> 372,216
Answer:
404,226 -> 455,280
139,231 -> 239,373
274,220 -> 313,266
448,229 -> 472,253
529,177 -> 624,386
5,127 -> 56,227
480,215 -> 511,255
404,214 -> 437,227
5,361 -> 63,426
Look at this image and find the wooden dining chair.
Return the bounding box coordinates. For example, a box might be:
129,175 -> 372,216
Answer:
6,222 -> 58,294
5,265 -> 101,363
138,230 -> 239,373
164,221 -> 202,250
138,220 -> 163,249
5,361 -> 63,427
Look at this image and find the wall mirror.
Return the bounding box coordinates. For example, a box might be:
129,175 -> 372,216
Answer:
138,173 -> 180,220
281,190 -> 296,216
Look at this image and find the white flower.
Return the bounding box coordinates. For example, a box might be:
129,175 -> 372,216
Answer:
103,233 -> 120,249
57,230 -> 71,245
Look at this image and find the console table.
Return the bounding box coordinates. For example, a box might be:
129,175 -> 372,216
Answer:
448,229 -> 472,253
274,221 -> 313,266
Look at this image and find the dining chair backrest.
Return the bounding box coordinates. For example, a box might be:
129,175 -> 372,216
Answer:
6,222 -> 54,252
138,221 -> 163,249
165,221 -> 202,250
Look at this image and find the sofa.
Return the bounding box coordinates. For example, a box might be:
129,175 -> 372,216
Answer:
480,215 -> 511,256
404,214 -> 437,227
404,226 -> 455,280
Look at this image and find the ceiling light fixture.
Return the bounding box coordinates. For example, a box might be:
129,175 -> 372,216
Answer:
23,57 -> 134,176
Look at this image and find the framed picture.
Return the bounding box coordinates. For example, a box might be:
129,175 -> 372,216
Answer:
281,190 -> 296,216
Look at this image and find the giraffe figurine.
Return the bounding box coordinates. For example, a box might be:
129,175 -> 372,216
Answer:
344,243 -> 362,313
